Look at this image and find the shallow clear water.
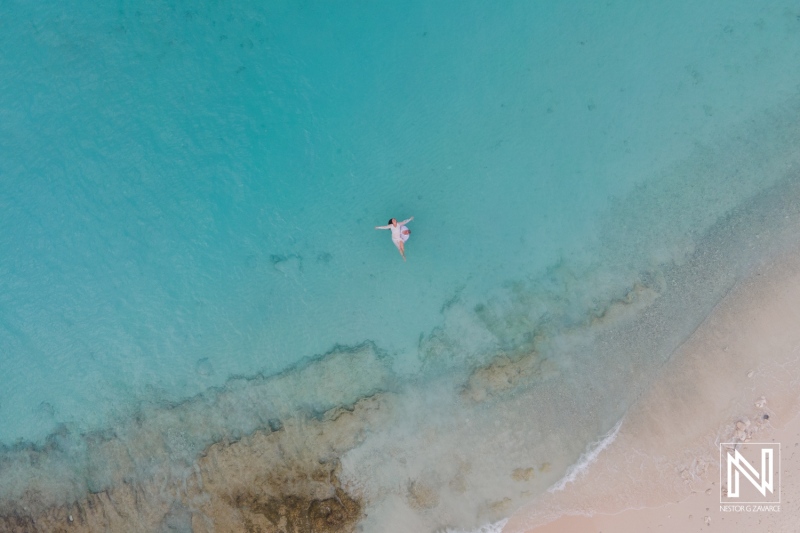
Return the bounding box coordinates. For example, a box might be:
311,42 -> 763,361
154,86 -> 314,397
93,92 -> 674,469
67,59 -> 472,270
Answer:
2,1 -> 800,530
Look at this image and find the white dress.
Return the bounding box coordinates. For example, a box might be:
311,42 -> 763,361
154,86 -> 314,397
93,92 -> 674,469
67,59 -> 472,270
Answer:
377,218 -> 413,246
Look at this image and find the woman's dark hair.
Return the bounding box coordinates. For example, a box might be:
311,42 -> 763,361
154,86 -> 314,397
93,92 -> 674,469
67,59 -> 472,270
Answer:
388,219 -> 394,225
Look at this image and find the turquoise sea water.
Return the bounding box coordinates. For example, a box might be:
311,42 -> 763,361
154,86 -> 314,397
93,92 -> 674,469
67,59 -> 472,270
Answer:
2,1 -> 800,530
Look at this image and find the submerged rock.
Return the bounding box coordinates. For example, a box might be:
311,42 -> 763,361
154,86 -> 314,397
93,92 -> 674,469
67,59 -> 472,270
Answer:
407,481 -> 440,510
0,395 -> 389,533
460,352 -> 558,402
511,467 -> 536,482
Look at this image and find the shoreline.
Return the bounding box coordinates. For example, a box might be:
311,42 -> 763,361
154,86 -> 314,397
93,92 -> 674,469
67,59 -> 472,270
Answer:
505,242 -> 800,532
520,409 -> 800,532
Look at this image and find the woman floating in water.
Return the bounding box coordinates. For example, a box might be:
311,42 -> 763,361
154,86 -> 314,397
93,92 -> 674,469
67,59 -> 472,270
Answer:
375,216 -> 413,260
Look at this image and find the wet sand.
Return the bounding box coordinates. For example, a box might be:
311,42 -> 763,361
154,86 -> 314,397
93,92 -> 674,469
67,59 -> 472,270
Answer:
506,244 -> 800,533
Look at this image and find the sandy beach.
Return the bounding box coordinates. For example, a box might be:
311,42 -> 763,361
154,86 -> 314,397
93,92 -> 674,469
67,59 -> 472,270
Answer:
505,244 -> 800,533
519,413 -> 800,533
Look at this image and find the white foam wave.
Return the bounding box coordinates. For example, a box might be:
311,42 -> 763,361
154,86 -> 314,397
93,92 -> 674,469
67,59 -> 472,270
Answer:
547,417 -> 624,493
441,518 -> 508,533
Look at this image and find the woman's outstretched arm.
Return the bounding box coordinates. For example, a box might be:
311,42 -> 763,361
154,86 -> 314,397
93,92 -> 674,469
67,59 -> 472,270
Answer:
398,216 -> 414,225
375,225 -> 391,230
